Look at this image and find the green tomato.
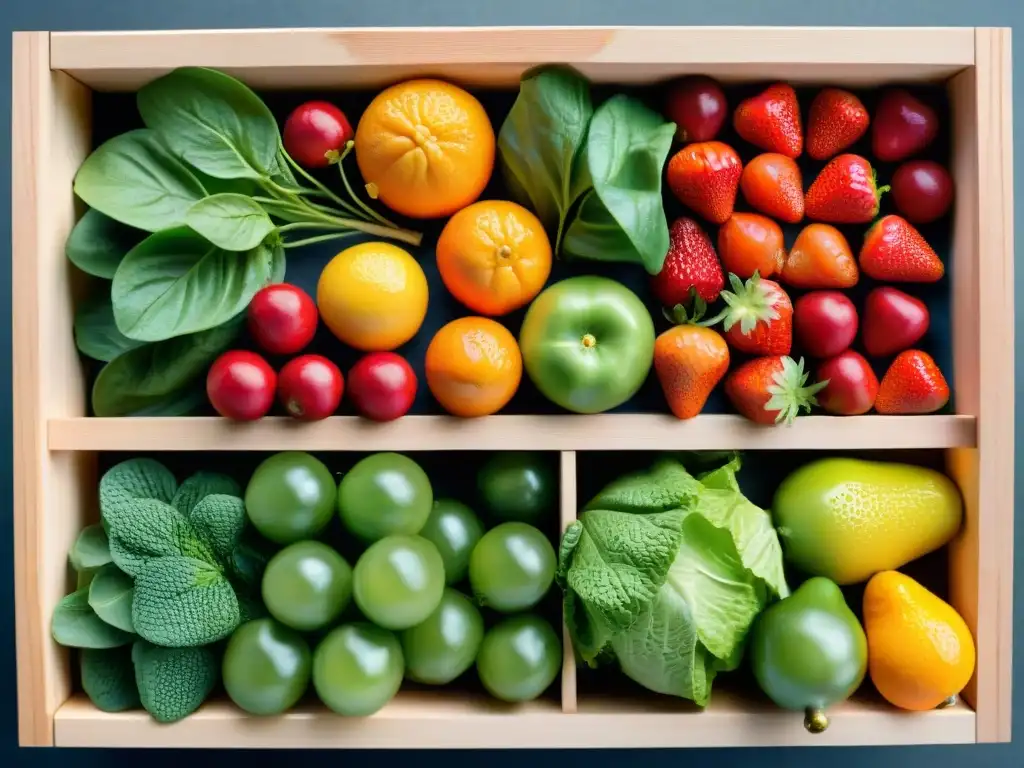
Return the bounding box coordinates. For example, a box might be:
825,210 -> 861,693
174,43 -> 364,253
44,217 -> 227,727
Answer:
222,618 -> 311,715
353,534 -> 445,630
244,451 -> 336,544
312,623 -> 403,717
261,540 -> 353,632
400,588 -> 484,685
477,452 -> 556,524
337,452 -> 433,543
418,499 -> 484,585
476,613 -> 561,702
518,276 -> 655,414
469,522 -> 555,613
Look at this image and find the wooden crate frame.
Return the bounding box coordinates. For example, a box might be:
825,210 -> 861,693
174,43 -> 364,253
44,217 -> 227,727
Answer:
11,26 -> 1014,749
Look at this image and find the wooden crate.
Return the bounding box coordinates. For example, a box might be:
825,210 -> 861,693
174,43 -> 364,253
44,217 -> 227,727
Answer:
11,26 -> 1014,749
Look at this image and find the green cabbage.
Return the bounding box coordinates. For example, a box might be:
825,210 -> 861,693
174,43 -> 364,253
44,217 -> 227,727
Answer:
557,455 -> 788,706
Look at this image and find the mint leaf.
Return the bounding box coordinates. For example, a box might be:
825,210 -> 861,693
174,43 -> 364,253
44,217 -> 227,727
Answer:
189,494 -> 246,563
81,646 -> 140,712
89,564 -> 136,633
51,589 -> 134,648
107,499 -> 216,577
133,640 -> 218,723
172,471 -> 241,517
100,458 -> 178,518
69,524 -> 112,571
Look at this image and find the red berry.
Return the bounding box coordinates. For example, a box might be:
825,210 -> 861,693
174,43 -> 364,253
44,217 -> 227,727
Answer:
347,352 -> 418,422
890,160 -> 954,224
248,283 -> 318,356
207,350 -> 277,421
283,101 -> 354,169
792,291 -> 859,358
816,350 -> 879,416
278,355 -> 344,421
664,76 -> 728,143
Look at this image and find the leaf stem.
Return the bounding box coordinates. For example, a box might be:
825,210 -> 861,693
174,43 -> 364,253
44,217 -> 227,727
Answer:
283,231 -> 361,249
333,141 -> 401,229
281,149 -> 366,218
278,221 -> 349,234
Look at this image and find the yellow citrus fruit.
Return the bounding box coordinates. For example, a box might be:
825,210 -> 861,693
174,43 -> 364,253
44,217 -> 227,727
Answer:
436,200 -> 553,317
863,570 -> 977,711
316,241 -> 428,352
354,79 -> 495,220
425,317 -> 522,417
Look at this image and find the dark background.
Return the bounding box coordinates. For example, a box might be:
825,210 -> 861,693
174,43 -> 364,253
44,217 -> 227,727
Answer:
1,0 -> 1021,765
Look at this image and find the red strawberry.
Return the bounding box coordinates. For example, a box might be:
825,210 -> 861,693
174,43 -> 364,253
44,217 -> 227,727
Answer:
655,300 -> 731,420
875,350 -> 949,414
651,216 -> 725,307
805,154 -> 888,224
861,286 -> 930,357
859,215 -> 944,283
806,88 -> 870,160
740,153 -> 804,224
666,141 -> 742,225
872,89 -> 939,162
706,272 -> 792,356
725,355 -> 827,425
733,84 -> 803,158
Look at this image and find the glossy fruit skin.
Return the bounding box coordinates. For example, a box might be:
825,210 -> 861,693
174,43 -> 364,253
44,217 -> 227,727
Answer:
652,216 -> 725,306
875,350 -> 950,414
425,317 -> 522,418
277,355 -> 343,421
469,522 -> 556,613
890,160 -> 954,224
476,613 -> 561,702
718,276 -> 793,356
772,457 -> 963,585
313,623 -> 404,716
223,619 -> 312,716
337,452 -> 433,543
245,452 -> 337,544
283,101 -> 353,169
750,577 -> 867,718
654,324 -> 730,420
805,154 -> 885,224
401,588 -> 484,685
782,224 -> 859,289
725,355 -> 824,425
733,83 -> 803,158
861,287 -> 930,358
477,452 -> 557,524
872,89 -> 939,163
354,79 -> 495,219
665,141 -> 742,225
262,541 -> 353,632
519,276 -> 655,414
207,350 -> 277,421
806,88 -> 870,161
739,153 -> 804,224
859,215 -> 945,283
346,352 -> 418,422
317,241 -> 429,352
793,291 -> 858,358
717,213 -> 786,280
665,76 -> 728,142
352,534 -> 446,630
863,571 -> 976,711
418,499 -> 484,585
247,283 -> 318,355
816,350 -> 879,416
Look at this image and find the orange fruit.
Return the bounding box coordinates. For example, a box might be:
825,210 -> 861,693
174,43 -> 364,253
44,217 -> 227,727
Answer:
316,241 -> 428,352
425,317 -> 522,417
354,79 -> 495,220
436,200 -> 553,317
863,570 -> 977,711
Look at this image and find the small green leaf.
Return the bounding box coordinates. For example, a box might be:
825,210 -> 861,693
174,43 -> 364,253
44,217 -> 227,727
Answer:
51,589 -> 134,648
69,524 -> 112,571
100,458 -> 178,512
172,472 -> 242,516
133,640 -> 219,723
269,241 -> 286,283
186,193 -> 276,252
74,293 -> 145,363
189,494 -> 246,562
81,646 -> 141,712
89,564 -> 136,633
106,499 -> 216,577
66,209 -> 144,279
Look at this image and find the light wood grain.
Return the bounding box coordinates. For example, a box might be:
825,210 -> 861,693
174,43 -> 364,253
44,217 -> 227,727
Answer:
49,27 -> 975,90
558,451 -> 577,714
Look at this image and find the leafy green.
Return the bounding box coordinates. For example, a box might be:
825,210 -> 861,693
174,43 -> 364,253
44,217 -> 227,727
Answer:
172,472 -> 241,516
89,564 -> 136,633
188,494 -> 247,562
185,193 -> 276,251
73,129 -> 208,232
133,640 -> 219,723
51,589 -> 134,649
66,209 -> 144,279
558,455 -> 787,707
81,647 -> 140,712
100,457 -> 178,511
74,293 -> 145,363
69,523 -> 112,571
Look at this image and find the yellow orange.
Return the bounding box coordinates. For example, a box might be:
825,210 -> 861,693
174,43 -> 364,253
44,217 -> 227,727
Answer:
354,79 -> 495,220
425,317 -> 522,417
316,241 -> 428,352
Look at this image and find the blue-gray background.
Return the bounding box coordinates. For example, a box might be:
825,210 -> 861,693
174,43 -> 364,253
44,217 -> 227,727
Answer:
0,0 -> 1019,765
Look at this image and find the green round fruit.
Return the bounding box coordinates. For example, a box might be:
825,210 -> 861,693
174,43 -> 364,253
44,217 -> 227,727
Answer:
337,452 -> 434,543
222,618 -> 311,716
476,613 -> 561,702
477,452 -> 556,523
469,522 -> 555,613
401,588 -> 484,685
352,534 -> 445,630
244,451 -> 336,544
261,540 -> 353,632
312,623 -> 403,716
418,499 -> 484,585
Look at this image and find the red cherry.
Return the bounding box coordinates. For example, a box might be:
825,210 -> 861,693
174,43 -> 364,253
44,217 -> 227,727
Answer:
278,355 -> 344,421
207,351 -> 277,421
872,89 -> 938,162
816,350 -> 880,416
792,291 -> 859,358
283,101 -> 354,169
247,283 -> 318,356
890,160 -> 954,224
664,76 -> 728,143
347,352 -> 418,422
861,286 -> 930,358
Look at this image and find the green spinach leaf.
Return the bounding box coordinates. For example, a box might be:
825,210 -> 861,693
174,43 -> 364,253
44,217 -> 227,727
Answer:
73,129 -> 208,233
66,209 -> 145,279
69,524 -> 113,572
137,66 -> 280,180
89,564 -> 136,633
74,293 -> 144,362
560,189 -> 641,264
51,589 -> 134,649
185,193 -> 276,251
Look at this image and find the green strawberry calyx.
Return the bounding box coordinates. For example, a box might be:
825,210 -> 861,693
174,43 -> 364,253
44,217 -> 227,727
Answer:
663,289 -> 710,326
765,356 -> 830,426
702,271 -> 780,336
